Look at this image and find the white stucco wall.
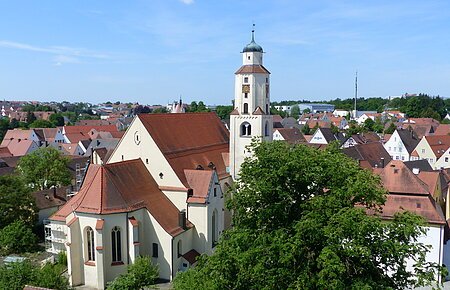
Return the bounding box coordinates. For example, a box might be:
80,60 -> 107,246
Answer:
384,130 -> 410,161
108,116 -> 185,189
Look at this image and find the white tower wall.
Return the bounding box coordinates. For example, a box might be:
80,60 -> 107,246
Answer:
230,32 -> 273,180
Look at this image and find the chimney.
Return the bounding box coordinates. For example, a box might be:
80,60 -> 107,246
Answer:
380,157 -> 385,168
412,168 -> 420,175
178,211 -> 186,230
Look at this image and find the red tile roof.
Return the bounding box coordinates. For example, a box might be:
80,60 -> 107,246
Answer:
182,249 -> 201,264
373,193 -> 446,225
0,147 -> 12,158
435,124 -> 450,136
138,113 -> 230,186
185,169 -> 213,204
424,135 -> 450,158
374,160 -> 430,195
235,65 -> 270,74
50,159 -> 190,236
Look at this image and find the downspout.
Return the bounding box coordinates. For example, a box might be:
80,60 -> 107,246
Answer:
171,236 -> 174,280
126,212 -> 130,265
439,224 -> 443,284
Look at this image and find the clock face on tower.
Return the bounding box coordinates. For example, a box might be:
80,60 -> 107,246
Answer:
242,84 -> 250,93
134,131 -> 141,145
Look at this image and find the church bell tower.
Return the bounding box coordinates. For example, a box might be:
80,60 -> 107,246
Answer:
230,28 -> 273,180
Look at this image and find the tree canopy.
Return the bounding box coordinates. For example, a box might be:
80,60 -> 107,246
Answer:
17,147 -> 71,190
174,141 -> 443,289
0,175 -> 37,228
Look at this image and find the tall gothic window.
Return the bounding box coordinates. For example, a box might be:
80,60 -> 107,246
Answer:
212,209 -> 218,247
178,240 -> 182,257
86,227 -> 95,262
265,121 -> 269,136
243,103 -> 249,114
111,226 -> 122,262
241,122 -> 251,136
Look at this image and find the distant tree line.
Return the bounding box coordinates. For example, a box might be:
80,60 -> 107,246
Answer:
272,93 -> 450,120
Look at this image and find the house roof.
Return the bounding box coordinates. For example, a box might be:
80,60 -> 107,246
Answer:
0,147 -> 12,158
396,129 -> 420,154
0,139 -> 37,156
374,193 -> 446,225
182,249 -> 201,264
185,169 -> 214,204
50,159 -> 190,236
435,124 -> 450,136
137,113 -> 230,186
349,132 -> 380,144
1,129 -> 33,145
342,142 -> 391,168
307,120 -> 331,129
235,65 -> 270,75
275,128 -> 306,144
417,171 -> 441,195
423,135 -> 450,159
64,125 -> 118,134
374,160 -> 430,195
404,159 -> 433,172
58,143 -> 80,155
32,186 -> 68,210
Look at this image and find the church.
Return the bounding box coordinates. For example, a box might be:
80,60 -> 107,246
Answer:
46,31 -> 273,289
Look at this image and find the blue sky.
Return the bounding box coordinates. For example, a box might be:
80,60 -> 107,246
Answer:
1,0 -> 450,105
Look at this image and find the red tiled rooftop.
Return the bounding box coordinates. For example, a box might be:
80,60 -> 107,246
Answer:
138,113 -> 230,186
50,159 -> 190,236
185,169 -> 213,204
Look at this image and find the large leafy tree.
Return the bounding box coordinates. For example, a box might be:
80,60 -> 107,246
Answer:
0,175 -> 37,228
174,141 -> 443,289
17,147 -> 71,190
107,256 -> 159,290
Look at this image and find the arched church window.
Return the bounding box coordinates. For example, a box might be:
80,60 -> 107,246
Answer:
86,227 -> 95,262
241,122 -> 251,136
266,104 -> 269,114
243,103 -> 249,114
265,121 -> 269,136
111,226 -> 122,263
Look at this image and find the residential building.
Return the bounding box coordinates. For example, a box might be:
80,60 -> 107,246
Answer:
383,129 -> 420,161
411,135 -> 450,168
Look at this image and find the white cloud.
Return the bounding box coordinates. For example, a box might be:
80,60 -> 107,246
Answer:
0,40 -> 109,64
179,0 -> 194,5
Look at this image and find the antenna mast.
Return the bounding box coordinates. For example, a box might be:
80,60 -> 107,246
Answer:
354,71 -> 358,119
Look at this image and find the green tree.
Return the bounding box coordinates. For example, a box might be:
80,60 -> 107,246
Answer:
26,111 -> 36,124
301,124 -> 311,135
29,119 -> 55,128
9,118 -> 19,129
0,260 -> 36,290
34,263 -> 70,290
0,175 -> 37,228
152,107 -> 168,114
0,261 -> 69,290
49,113 -> 65,126
107,256 -> 159,290
174,141 -> 443,289
363,118 -> 375,131
215,105 -> 233,120
0,220 -> 37,255
384,122 -> 397,134
17,147 -> 71,190
0,118 -> 10,142
290,105 -> 300,119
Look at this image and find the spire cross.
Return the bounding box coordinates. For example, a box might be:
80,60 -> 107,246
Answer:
252,23 -> 255,41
